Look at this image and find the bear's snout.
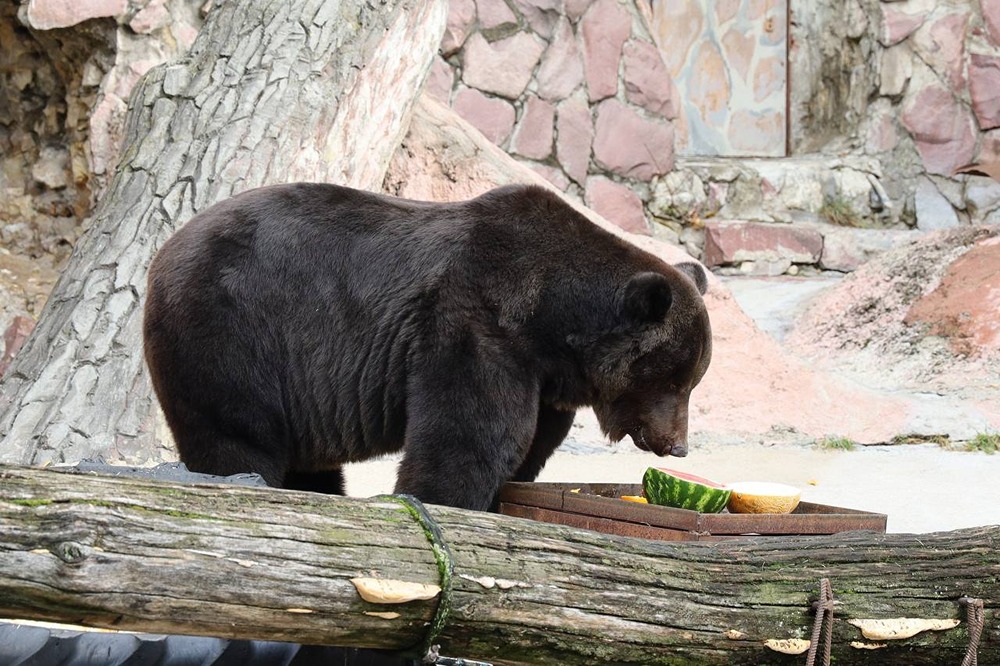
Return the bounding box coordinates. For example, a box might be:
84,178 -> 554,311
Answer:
597,393 -> 694,458
666,440 -> 688,457
631,394 -> 690,458
636,433 -> 688,458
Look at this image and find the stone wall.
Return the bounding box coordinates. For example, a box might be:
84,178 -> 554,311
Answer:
429,0 -> 676,235
7,0 -> 999,266
791,0 -> 1000,229
431,0 -> 999,247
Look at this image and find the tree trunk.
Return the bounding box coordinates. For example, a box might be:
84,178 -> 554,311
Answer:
1,465 -> 995,666
0,0 -> 448,465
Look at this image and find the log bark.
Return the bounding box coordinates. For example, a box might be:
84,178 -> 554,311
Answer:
0,0 -> 448,465
1,465 -> 996,666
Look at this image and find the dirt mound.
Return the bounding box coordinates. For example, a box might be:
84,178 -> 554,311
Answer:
903,236 -> 1000,355
787,226 -> 1000,401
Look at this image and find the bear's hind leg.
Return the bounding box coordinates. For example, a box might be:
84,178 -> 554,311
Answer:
167,403 -> 289,488
284,469 -> 345,495
180,434 -> 287,487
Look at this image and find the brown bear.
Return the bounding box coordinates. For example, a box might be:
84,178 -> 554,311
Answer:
143,183 -> 711,511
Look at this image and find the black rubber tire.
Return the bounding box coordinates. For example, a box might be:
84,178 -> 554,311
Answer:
0,623 -> 417,666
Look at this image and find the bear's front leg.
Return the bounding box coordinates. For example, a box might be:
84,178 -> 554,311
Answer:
395,353 -> 539,511
512,404 -> 576,483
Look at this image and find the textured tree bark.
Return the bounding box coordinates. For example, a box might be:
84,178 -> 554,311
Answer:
0,0 -> 448,465
1,465 -> 996,666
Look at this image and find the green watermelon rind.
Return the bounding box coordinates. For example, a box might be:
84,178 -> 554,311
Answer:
642,467 -> 731,513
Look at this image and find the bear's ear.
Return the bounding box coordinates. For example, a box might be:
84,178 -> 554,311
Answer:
674,261 -> 708,295
622,272 -> 673,324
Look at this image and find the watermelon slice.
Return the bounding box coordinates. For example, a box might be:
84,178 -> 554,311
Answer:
642,467 -> 731,513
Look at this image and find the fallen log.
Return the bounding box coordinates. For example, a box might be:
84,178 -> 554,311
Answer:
0,465 -> 996,665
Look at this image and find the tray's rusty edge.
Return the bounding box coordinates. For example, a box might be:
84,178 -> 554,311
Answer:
499,482 -> 888,536
500,504 -> 724,542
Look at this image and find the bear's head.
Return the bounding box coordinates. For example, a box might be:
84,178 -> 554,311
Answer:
585,262 -> 711,458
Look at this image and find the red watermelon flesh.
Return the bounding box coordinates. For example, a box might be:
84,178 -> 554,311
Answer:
653,467 -> 727,488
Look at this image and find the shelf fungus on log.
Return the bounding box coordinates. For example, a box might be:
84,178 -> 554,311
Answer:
350,578 -> 441,604
763,638 -> 811,654
847,618 -> 961,641
364,612 -> 402,620
457,574 -> 530,590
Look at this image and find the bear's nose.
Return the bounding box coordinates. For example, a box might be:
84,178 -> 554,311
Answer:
668,440 -> 688,457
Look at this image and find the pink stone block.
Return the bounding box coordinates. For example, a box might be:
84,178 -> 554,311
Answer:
129,2 -> 170,34
981,130 -> 1000,165
25,0 -> 127,29
462,32 -> 546,99
511,96 -> 556,160
880,6 -> 926,46
592,99 -> 673,180
819,228 -> 916,272
565,0 -> 593,21
703,222 -> 823,268
512,0 -> 562,38
530,164 -> 571,191
924,12 -> 970,91
175,23 -> 199,50
442,0 -> 476,57
89,93 -> 128,176
425,56 -> 454,104
536,18 -> 584,101
556,96 -> 593,185
476,0 -> 517,30
453,87 -> 516,145
585,176 -> 650,234
901,83 -> 977,176
1,316 -> 34,378
581,0 -> 631,101
970,54 -> 1000,131
707,181 -> 729,212
984,0 -> 1000,45
622,40 -> 676,118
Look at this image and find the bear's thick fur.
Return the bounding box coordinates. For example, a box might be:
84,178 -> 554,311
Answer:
143,183 -> 711,510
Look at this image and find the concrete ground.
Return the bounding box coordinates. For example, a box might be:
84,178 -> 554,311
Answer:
344,443 -> 1000,535
721,275 -> 841,342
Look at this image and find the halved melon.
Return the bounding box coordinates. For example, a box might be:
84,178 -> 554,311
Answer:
727,482 -> 801,514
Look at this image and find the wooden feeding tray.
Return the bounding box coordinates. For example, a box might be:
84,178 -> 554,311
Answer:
498,482 -> 887,541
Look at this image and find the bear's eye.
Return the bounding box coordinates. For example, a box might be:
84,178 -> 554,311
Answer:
632,339 -> 701,383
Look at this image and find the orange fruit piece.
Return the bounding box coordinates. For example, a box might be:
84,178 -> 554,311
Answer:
620,495 -> 648,503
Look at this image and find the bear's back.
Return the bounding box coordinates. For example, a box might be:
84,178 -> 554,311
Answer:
148,184 -> 475,327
